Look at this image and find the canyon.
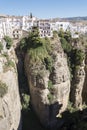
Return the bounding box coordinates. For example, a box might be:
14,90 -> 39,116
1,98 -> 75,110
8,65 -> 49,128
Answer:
0,31 -> 87,130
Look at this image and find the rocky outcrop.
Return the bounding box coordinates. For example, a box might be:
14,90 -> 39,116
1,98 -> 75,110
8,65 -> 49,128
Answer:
82,53 -> 87,104
0,48 -> 21,130
24,38 -> 70,127
70,59 -> 85,109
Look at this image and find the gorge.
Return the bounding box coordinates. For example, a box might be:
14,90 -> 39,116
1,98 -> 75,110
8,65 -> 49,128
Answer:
0,30 -> 87,130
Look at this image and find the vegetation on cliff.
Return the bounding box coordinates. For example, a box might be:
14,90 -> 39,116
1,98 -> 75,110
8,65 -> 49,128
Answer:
58,30 -> 85,80
20,27 -> 53,71
0,80 -> 8,97
4,36 -> 13,49
2,52 -> 15,72
0,42 -> 3,53
18,28 -> 87,130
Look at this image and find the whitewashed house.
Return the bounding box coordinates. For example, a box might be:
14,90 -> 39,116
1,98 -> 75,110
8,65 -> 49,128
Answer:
9,16 -> 22,29
22,15 -> 37,31
13,29 -> 22,39
0,21 -> 4,41
37,20 -> 53,37
51,22 -> 71,32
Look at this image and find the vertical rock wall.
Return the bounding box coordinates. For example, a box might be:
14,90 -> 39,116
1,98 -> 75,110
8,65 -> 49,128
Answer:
25,38 -> 70,127
0,49 -> 21,130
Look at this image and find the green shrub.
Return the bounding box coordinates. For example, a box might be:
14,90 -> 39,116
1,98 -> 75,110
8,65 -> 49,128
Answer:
67,101 -> 78,113
60,37 -> 72,53
20,37 -> 27,52
53,31 -> 58,38
58,29 -> 64,37
59,30 -> 84,80
0,81 -> 8,98
64,31 -> 72,43
7,60 -> 15,68
20,27 -> 51,63
20,27 -> 53,65
0,42 -> 3,52
2,52 -> 8,58
75,49 -> 84,65
22,94 -> 30,111
28,44 -> 48,63
44,57 -> 53,72
58,30 -> 72,42
70,49 -> 84,76
2,53 -> 15,71
27,31 -> 52,64
3,60 -> 15,72
48,80 -> 53,90
47,93 -> 53,104
4,36 -> 13,49
82,103 -> 87,109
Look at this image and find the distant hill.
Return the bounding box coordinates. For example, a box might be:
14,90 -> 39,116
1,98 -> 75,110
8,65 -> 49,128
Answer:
51,16 -> 87,22
61,16 -> 87,21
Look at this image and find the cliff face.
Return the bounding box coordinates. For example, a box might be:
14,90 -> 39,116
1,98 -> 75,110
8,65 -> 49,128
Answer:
25,38 -> 70,127
82,53 -> 87,105
70,59 -> 85,108
0,49 -> 21,130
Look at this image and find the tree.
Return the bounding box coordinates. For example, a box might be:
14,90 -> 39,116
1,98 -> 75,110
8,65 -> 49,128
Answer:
30,12 -> 32,18
20,27 -> 40,52
20,27 -> 52,64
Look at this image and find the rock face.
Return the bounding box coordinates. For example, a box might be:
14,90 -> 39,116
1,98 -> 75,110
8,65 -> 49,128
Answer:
70,59 -> 85,108
82,53 -> 87,105
25,38 -> 70,127
0,49 -> 21,130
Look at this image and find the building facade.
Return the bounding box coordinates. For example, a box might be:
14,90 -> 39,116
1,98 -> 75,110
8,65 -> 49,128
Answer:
37,20 -> 53,37
0,15 -> 87,41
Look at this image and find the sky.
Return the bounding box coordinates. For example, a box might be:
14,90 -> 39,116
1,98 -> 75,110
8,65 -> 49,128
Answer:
0,0 -> 87,18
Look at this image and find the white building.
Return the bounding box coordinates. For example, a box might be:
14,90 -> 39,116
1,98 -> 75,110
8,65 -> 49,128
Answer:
37,20 -> 53,37
13,29 -> 22,39
1,14 -> 87,41
51,22 -> 71,32
0,16 -> 13,39
0,20 -> 4,40
22,15 -> 37,31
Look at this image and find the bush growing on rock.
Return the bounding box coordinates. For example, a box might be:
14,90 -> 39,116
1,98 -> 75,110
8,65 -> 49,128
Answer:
20,27 -> 53,70
4,36 -> 13,49
0,42 -> 3,53
3,54 -> 15,72
44,57 -> 53,72
48,80 -> 53,90
59,30 -> 85,80
0,80 -> 8,98
47,93 -> 53,104
70,48 -> 84,76
22,93 -> 30,111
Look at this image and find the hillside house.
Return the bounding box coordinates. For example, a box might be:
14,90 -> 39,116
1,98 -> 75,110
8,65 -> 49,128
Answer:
37,20 -> 53,37
13,29 -> 22,39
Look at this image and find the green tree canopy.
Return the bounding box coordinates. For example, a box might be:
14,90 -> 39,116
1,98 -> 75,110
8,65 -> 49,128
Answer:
20,27 -> 52,64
